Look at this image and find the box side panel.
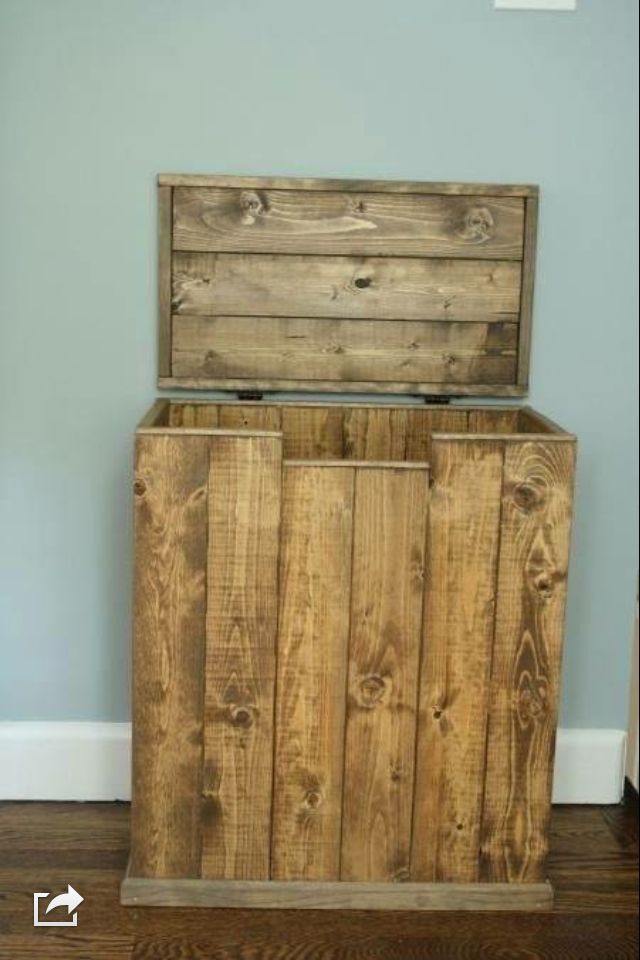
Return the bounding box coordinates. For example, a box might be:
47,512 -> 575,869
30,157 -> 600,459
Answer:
130,434 -> 209,877
480,440 -> 576,881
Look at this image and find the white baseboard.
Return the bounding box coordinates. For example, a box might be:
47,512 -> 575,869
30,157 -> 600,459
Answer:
552,728 -> 627,804
0,722 -> 131,801
0,722 -> 627,804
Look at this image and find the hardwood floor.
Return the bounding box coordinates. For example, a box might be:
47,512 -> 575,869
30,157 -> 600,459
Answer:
0,794 -> 637,959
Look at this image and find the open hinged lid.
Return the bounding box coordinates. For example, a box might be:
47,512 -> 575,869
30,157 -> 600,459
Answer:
157,174 -> 538,397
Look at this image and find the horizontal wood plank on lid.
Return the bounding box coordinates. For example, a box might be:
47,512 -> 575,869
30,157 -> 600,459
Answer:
158,175 -> 537,394
173,187 -> 525,259
171,316 -> 518,385
171,253 -> 522,323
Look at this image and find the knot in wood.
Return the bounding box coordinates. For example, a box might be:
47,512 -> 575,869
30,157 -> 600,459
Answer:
239,190 -> 266,224
229,705 -> 254,729
133,479 -> 147,497
354,276 -> 371,289
517,676 -> 548,725
359,674 -> 387,707
303,788 -> 322,810
513,481 -> 542,513
457,205 -> 494,243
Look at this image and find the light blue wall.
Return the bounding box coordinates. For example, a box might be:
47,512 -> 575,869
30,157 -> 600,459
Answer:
1,0 -> 637,726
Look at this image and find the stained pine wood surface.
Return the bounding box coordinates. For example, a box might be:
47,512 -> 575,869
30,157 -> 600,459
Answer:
159,176 -> 537,394
201,435 -> 281,880
412,441 -> 504,883
130,435 -> 209,878
271,465 -> 354,880
129,403 -> 576,894
0,799 -> 637,959
172,187 -> 525,258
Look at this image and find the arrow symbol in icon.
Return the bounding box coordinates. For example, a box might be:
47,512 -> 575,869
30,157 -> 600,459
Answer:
44,884 -> 84,915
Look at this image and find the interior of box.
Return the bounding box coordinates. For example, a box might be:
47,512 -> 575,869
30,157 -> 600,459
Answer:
140,401 -> 566,463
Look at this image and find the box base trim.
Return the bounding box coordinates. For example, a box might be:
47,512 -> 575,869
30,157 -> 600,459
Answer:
120,868 -> 553,911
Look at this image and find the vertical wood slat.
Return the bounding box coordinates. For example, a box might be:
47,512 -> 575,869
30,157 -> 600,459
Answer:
404,409 -> 469,461
130,435 -> 209,877
281,407 -> 344,459
158,185 -> 173,378
480,440 -> 576,882
201,433 -> 282,880
468,409 -> 520,434
218,405 -> 283,432
271,464 -> 355,880
341,466 -> 430,882
411,440 -> 504,882
343,408 -> 408,460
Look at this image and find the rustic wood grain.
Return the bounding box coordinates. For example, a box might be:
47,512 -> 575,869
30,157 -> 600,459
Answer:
173,187 -> 525,259
158,185 -> 173,377
281,405 -> 344,458
122,873 -> 553,911
158,376 -> 527,396
411,440 -> 504,882
517,195 -> 539,388
481,440 -> 576,882
271,465 -> 355,880
172,252 -> 522,324
217,404 -> 282,431
130,435 -> 209,878
404,409 -> 470,461
469,409 -> 520,433
343,407 -> 408,460
159,173 -> 538,197
200,434 -> 282,880
341,466 -> 429,882
171,315 -> 518,386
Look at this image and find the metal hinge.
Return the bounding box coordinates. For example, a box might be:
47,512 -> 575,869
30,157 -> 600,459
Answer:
236,391 -> 264,401
413,395 -> 455,405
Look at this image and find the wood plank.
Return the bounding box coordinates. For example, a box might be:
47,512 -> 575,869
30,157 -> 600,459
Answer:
172,253 -> 522,323
200,434 -> 282,880
517,195 -> 539,388
171,315 -> 518,386
404,409 -> 470,462
173,187 -> 525,259
469,409 -> 520,433
159,376 -> 527,397
121,872 -> 554,911
481,440 -> 576,882
166,403 -> 220,428
341,466 -> 429,881
130,435 -> 208,878
271,465 -> 355,880
281,406 -> 344,458
411,440 -> 505,882
159,173 -> 538,198
343,407 -> 408,459
158,185 -> 173,377
217,404 -> 282,431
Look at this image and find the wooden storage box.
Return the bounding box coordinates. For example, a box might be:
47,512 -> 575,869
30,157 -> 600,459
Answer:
122,176 -> 576,911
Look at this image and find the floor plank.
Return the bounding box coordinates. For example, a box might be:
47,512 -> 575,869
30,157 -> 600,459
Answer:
0,799 -> 637,959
